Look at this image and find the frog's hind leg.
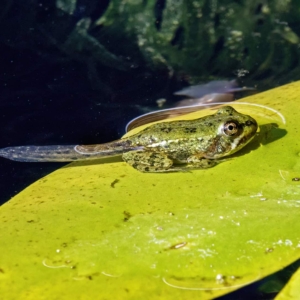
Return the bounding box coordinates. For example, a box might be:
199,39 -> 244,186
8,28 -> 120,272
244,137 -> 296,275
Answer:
122,150 -> 174,172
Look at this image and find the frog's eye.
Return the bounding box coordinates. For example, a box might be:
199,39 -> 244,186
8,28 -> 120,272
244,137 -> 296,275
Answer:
223,121 -> 239,136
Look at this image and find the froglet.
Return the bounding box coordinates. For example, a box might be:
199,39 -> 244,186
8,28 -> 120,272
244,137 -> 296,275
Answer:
0,106 -> 257,172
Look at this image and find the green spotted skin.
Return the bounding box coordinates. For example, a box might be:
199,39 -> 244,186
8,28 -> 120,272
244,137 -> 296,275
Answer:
121,106 -> 257,171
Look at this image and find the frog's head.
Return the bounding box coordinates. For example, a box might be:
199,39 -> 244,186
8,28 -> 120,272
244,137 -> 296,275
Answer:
207,106 -> 258,158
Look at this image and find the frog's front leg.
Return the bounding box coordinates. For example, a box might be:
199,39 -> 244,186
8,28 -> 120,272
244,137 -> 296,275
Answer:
183,154 -> 218,170
122,150 -> 174,172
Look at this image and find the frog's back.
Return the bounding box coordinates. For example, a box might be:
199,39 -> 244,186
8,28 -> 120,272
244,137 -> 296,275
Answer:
129,116 -> 218,146
126,106 -> 258,153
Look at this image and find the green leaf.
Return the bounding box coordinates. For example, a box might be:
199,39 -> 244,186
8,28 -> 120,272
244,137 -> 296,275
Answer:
1,82 -> 300,299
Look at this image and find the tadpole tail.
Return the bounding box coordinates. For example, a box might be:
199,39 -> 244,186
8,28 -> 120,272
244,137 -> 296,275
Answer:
0,145 -> 98,162
0,140 -> 141,162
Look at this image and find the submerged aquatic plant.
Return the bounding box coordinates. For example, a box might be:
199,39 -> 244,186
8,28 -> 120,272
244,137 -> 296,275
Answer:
1,0 -> 300,94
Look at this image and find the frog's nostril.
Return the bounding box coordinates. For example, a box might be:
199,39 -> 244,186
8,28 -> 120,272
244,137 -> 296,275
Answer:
245,120 -> 254,126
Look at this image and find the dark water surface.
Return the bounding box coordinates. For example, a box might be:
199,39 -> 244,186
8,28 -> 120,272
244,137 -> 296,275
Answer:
0,46 -> 168,204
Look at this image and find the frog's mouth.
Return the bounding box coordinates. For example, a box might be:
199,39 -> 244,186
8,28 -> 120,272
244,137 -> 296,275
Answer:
230,132 -> 256,152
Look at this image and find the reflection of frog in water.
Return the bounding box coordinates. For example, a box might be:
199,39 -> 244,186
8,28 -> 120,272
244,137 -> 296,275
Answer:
0,106 -> 257,172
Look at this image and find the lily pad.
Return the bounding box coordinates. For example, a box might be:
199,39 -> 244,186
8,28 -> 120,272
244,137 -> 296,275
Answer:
1,82 -> 300,299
